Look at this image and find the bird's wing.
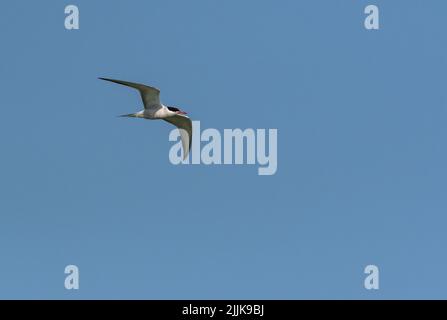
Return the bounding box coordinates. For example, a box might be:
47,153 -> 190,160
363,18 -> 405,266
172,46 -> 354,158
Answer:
164,115 -> 192,160
99,77 -> 161,110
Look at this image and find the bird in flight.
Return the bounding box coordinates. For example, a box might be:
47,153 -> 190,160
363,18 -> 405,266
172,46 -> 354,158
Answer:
99,77 -> 192,160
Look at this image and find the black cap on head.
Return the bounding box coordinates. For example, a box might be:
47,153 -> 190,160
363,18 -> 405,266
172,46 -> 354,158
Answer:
167,106 -> 180,112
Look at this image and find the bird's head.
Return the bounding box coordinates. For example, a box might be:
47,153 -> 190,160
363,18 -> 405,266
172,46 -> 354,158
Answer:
167,106 -> 187,115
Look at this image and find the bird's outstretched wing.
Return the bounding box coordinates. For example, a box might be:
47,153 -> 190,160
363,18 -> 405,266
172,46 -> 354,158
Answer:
164,115 -> 192,160
99,77 -> 161,110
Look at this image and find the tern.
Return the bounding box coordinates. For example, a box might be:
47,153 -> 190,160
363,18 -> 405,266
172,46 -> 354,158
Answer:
99,77 -> 192,159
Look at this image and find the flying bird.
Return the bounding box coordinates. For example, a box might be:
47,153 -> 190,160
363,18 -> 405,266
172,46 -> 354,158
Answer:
99,77 -> 192,160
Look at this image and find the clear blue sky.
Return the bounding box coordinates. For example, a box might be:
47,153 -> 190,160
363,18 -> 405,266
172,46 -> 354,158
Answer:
0,0 -> 446,299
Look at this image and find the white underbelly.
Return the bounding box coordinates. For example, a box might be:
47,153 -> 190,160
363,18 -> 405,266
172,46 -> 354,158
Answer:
144,106 -> 167,119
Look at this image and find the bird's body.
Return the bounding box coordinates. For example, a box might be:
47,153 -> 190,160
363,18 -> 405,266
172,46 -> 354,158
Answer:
99,77 -> 192,159
130,106 -> 178,120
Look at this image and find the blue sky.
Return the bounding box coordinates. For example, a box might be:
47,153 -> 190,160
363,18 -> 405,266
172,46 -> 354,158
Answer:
0,0 -> 446,299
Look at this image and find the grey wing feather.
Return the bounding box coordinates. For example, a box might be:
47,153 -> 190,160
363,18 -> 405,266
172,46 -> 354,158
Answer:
99,77 -> 161,109
164,115 -> 192,160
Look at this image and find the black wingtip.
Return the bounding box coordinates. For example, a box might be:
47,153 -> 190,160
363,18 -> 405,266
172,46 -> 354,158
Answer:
98,77 -> 115,82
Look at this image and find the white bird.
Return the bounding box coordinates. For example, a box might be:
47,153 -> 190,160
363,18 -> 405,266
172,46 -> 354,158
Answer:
99,77 -> 192,160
